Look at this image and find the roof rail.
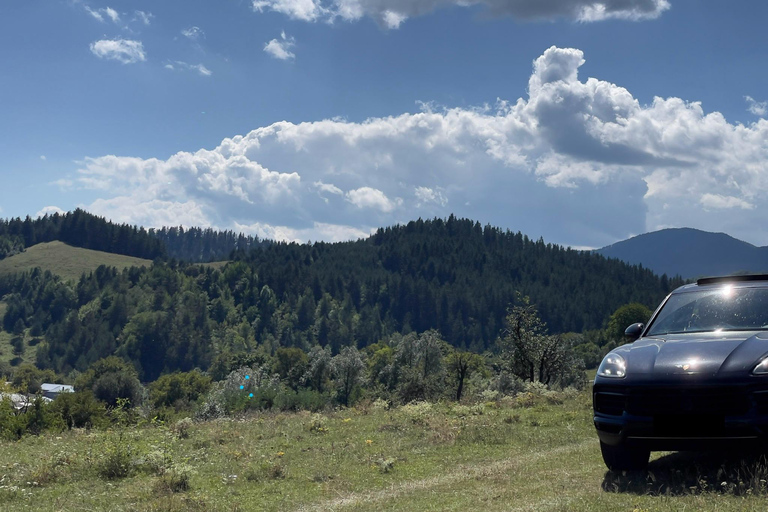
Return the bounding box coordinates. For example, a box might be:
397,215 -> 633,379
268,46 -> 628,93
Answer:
697,275 -> 768,286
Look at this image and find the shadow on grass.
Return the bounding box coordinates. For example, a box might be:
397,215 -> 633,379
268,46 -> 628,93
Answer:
602,450 -> 768,496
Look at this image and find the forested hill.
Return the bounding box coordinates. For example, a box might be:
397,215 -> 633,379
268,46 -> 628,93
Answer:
0,209 -> 266,263
151,226 -> 266,263
0,216 -> 683,380
0,209 -> 165,260
235,217 -> 683,342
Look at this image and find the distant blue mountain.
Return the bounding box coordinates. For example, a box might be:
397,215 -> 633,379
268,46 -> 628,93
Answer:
596,228 -> 768,280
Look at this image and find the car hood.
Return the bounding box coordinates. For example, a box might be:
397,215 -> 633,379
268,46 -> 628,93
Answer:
617,331 -> 768,378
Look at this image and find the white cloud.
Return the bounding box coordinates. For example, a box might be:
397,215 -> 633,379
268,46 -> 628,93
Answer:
700,193 -> 755,211
35,206 -> 66,218
415,186 -> 447,207
134,10 -> 153,25
50,178 -> 74,191
314,181 -> 344,196
68,46 -> 768,247
40,155 -> 46,161
235,220 -> 372,243
746,96 -> 767,117
90,39 -> 146,64
253,0 -> 328,22
85,6 -> 120,23
182,26 -> 205,40
252,0 -> 669,27
346,187 -> 397,213
314,181 -> 344,203
165,61 -> 212,76
264,31 -> 296,60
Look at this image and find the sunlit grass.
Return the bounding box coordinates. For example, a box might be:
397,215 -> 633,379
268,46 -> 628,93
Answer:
0,241 -> 151,282
2,389 -> 768,511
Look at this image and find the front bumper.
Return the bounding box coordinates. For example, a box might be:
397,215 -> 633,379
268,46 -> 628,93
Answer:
593,383 -> 768,451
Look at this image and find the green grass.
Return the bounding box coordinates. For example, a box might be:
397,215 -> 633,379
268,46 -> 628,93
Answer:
0,327 -> 33,368
0,241 -> 152,282
3,390 -> 768,511
200,261 -> 229,271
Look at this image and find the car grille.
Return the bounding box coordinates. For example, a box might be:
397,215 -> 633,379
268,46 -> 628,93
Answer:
595,387 -> 755,417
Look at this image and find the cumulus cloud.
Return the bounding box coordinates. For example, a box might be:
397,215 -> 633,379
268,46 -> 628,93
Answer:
264,31 -> 296,60
235,221 -> 372,243
165,61 -> 212,76
252,0 -> 669,27
68,46 -> 768,247
746,96 -> 767,117
700,194 -> 755,211
346,187 -> 399,213
415,186 -> 447,207
35,206 -> 66,218
90,39 -> 146,64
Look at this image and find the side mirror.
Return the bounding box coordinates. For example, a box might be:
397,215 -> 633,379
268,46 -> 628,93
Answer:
624,323 -> 644,341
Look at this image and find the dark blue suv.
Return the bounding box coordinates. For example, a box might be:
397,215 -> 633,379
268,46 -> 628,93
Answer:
594,275 -> 768,470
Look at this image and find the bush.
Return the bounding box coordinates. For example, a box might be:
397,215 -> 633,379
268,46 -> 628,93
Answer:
0,398 -> 26,441
98,432 -> 138,480
170,417 -> 193,439
273,389 -> 330,412
76,357 -> 144,408
11,363 -> 56,394
50,390 -> 107,429
156,463 -> 193,493
149,370 -> 212,409
92,372 -> 144,408
25,396 -> 65,435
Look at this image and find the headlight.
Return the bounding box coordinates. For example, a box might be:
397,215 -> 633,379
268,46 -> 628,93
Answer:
753,358 -> 768,375
598,354 -> 627,378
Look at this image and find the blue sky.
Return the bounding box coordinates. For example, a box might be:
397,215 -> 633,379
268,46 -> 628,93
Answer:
1,0 -> 767,248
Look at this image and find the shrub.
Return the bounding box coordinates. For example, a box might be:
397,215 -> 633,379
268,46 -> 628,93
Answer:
76,356 -> 144,408
149,370 -> 212,409
171,417 -> 193,439
11,363 -> 56,394
25,396 -> 65,435
273,389 -> 330,412
98,433 -> 138,480
50,390 -> 107,429
0,398 -> 26,441
156,463 -> 193,493
306,413 -> 328,434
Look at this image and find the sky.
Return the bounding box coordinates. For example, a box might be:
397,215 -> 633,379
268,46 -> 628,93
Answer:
1,0 -> 767,249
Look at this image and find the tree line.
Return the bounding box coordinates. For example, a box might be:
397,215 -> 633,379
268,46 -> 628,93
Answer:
0,209 -> 267,263
0,216 -> 679,385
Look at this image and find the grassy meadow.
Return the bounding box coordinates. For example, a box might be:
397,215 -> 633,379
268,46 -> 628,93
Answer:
3,389 -> 768,511
0,241 -> 152,283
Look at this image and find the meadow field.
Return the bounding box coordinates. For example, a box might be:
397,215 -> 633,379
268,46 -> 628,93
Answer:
0,242 -> 152,283
2,388 -> 768,511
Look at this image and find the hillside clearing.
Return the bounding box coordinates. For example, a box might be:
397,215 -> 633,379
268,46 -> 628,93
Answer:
0,241 -> 152,282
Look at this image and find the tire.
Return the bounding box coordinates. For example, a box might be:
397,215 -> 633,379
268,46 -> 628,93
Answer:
600,441 -> 650,471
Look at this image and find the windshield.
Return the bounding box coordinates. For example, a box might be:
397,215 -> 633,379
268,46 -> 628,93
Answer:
647,286 -> 768,336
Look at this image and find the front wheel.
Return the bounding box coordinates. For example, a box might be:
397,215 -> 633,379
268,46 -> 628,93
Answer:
600,441 -> 649,471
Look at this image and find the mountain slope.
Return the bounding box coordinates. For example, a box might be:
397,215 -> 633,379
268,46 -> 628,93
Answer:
0,241 -> 152,282
597,228 -> 768,279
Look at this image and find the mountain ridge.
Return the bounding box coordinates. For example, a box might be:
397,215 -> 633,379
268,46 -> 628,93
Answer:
597,227 -> 768,279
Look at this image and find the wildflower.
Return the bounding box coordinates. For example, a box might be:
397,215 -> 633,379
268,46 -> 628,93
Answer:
366,439 -> 373,445
277,451 -> 285,457
343,418 -> 351,423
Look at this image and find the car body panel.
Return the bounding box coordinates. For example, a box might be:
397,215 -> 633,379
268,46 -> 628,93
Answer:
593,276 -> 768,460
